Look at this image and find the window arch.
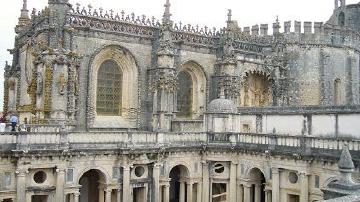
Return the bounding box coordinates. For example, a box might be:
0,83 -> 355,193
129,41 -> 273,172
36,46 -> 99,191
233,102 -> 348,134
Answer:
96,60 -> 122,115
177,71 -> 193,118
176,61 -> 207,119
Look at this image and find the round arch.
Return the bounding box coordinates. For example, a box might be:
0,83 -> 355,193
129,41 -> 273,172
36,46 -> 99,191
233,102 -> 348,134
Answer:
240,70 -> 273,107
177,61 -> 207,119
245,167 -> 267,202
168,164 -> 191,202
245,166 -> 270,182
76,167 -> 110,185
87,45 -> 139,128
168,164 -> 191,178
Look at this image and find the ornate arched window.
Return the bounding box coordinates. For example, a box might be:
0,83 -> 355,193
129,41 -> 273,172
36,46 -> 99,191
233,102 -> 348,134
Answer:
177,71 -> 193,118
96,60 -> 122,115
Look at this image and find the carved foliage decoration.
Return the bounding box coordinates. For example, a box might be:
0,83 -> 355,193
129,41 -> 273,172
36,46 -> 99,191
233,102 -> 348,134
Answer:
44,64 -> 53,113
150,69 -> 178,93
218,75 -> 241,99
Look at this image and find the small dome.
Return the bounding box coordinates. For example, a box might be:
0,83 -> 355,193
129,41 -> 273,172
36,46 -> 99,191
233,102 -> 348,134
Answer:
207,97 -> 237,114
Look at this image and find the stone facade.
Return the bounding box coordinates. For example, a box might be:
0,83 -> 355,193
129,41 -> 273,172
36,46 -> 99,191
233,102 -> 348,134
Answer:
1,0 -> 360,201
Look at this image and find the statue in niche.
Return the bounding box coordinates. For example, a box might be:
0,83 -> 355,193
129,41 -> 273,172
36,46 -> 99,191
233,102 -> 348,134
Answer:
8,80 -> 15,91
36,74 -> 43,96
58,73 -> 67,95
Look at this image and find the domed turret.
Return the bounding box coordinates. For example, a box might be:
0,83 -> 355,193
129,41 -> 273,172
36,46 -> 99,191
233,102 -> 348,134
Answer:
207,94 -> 237,114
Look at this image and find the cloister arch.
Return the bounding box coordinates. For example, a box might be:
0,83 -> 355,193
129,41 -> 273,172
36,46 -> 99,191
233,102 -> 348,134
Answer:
87,45 -> 139,128
78,169 -> 107,202
246,167 -> 267,202
176,61 -> 207,119
168,164 -> 190,202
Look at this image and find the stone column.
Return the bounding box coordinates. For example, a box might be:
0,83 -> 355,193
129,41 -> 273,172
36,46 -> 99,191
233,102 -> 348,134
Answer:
299,172 -> 309,202
159,186 -> 163,202
117,188 -> 122,202
229,162 -> 237,202
180,181 -> 186,202
105,189 -> 112,202
187,182 -> 193,202
243,183 -> 251,202
255,184 -> 261,202
74,192 -> 80,202
271,168 -> 280,202
98,184 -> 105,202
201,162 -> 209,202
16,170 -> 26,202
56,168 -> 65,202
265,190 -> 271,202
122,166 -> 131,202
236,184 -> 243,202
164,184 -> 170,202
197,183 -> 202,202
153,164 -> 161,202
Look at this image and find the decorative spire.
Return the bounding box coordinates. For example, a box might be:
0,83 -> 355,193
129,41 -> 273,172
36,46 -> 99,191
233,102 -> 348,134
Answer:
20,0 -> 29,19
227,9 -> 232,22
162,0 -> 172,25
16,0 -> 30,33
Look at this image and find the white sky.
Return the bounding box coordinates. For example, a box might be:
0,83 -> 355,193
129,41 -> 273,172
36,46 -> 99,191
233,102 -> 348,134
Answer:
0,0 -> 359,110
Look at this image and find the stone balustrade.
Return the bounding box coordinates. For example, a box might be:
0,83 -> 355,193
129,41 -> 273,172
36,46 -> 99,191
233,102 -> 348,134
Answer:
0,130 -> 359,154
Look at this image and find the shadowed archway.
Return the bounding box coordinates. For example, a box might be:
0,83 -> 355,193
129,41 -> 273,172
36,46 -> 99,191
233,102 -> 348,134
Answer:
79,169 -> 107,202
169,165 -> 190,202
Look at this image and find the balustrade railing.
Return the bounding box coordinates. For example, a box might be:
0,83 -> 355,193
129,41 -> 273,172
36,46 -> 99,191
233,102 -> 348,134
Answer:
1,129 -> 359,153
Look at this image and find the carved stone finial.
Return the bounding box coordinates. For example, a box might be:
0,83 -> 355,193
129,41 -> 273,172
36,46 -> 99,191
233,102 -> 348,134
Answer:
22,0 -> 27,11
162,0 -> 172,25
20,0 -> 29,19
16,0 -> 30,33
338,145 -> 355,170
227,9 -> 232,22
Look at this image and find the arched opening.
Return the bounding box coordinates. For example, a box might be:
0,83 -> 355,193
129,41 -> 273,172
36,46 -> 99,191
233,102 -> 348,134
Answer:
96,60 -> 123,116
248,168 -> 266,202
79,169 -> 106,202
90,45 -> 139,128
176,61 -> 207,119
241,72 -> 272,107
177,71 -> 193,118
334,79 -> 342,105
169,165 -> 190,202
338,12 -> 345,26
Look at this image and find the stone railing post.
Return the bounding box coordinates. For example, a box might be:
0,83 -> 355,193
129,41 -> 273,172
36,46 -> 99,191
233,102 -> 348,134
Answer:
300,136 -> 312,155
268,135 -> 277,151
229,133 -> 237,146
16,131 -> 29,151
156,132 -> 165,146
59,124 -> 69,150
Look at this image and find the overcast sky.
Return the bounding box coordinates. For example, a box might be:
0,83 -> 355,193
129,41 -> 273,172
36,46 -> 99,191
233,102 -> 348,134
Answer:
0,0 -> 359,110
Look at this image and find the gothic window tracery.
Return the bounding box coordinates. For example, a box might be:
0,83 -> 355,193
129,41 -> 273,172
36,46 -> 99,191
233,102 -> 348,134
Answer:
96,59 -> 123,115
177,71 -> 193,118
